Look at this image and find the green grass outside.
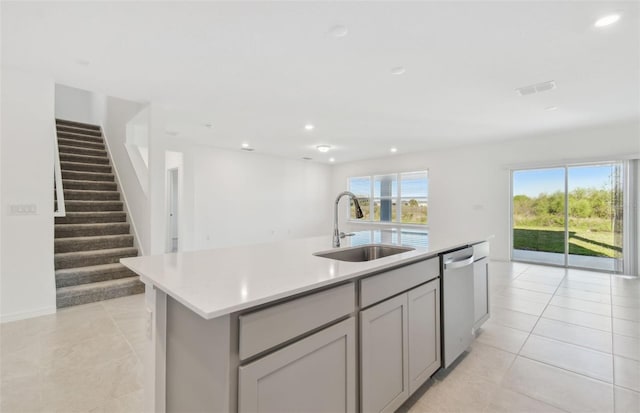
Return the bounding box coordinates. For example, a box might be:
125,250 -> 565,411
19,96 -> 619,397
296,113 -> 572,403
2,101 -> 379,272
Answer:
513,225 -> 621,258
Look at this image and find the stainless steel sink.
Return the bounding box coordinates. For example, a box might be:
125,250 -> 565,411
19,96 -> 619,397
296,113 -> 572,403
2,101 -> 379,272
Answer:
314,244 -> 415,262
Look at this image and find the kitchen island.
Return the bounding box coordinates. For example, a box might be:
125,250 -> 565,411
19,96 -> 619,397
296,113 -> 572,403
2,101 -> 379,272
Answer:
122,230 -> 489,413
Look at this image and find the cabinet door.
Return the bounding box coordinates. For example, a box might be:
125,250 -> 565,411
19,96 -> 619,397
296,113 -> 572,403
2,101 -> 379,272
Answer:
408,279 -> 441,394
360,294 -> 409,413
238,318 -> 356,413
473,258 -> 490,328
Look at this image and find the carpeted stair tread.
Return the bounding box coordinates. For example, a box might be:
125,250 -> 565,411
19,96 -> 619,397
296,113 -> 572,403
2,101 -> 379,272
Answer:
61,170 -> 114,182
58,145 -> 107,157
55,211 -> 126,224
59,152 -> 109,165
63,189 -> 120,201
55,234 -> 134,253
55,262 -> 137,288
56,125 -> 103,137
55,247 -> 138,270
56,132 -> 104,144
56,277 -> 144,308
58,138 -> 105,150
56,119 -> 101,131
61,161 -> 111,173
65,200 -> 123,212
55,222 -> 130,238
62,179 -> 117,191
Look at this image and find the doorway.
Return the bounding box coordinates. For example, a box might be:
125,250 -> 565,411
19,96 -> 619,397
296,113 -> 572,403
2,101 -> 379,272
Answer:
167,167 -> 179,253
511,162 -> 625,272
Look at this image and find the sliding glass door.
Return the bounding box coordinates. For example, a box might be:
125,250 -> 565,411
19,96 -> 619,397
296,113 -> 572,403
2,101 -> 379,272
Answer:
512,162 -> 625,272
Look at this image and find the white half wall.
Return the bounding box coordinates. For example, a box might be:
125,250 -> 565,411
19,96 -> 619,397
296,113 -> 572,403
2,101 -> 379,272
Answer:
331,120 -> 640,269
1,68 -> 57,321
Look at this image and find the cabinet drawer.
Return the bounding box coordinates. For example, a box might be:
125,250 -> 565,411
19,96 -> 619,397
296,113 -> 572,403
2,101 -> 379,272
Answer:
360,257 -> 439,308
239,282 -> 355,360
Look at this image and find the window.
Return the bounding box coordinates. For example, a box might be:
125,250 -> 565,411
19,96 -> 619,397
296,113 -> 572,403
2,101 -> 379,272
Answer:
348,171 -> 428,225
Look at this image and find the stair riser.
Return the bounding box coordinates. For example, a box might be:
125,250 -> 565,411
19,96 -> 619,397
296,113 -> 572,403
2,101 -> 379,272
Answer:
57,132 -> 103,144
56,281 -> 144,308
57,125 -> 102,137
62,170 -> 114,182
55,213 -> 127,224
64,190 -> 120,201
65,201 -> 123,212
59,145 -> 107,157
63,180 -> 117,191
58,138 -> 105,151
60,153 -> 109,165
55,236 -> 134,253
56,268 -> 137,288
61,162 -> 111,173
55,251 -> 138,270
56,119 -> 101,131
55,224 -> 130,238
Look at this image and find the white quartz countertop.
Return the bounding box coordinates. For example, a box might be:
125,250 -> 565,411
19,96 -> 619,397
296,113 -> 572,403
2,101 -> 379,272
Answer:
121,230 -> 484,319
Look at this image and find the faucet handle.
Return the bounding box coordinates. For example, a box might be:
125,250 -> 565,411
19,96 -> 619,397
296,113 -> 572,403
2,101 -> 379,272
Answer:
339,232 -> 355,238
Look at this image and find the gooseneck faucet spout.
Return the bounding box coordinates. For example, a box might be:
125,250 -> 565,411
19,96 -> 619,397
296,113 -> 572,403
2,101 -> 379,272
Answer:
333,191 -> 364,248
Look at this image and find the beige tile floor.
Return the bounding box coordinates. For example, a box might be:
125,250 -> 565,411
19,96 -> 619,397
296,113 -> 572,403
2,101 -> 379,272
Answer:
1,262 -> 639,413
0,294 -> 146,412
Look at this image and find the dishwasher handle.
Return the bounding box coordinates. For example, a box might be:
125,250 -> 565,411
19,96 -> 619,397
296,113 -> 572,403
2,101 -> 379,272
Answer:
444,255 -> 475,270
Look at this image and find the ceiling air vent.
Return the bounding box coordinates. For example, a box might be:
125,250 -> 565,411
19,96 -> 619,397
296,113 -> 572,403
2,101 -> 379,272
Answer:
515,80 -> 556,96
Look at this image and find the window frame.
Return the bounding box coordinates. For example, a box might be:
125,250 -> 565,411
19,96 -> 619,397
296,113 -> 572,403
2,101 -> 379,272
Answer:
347,170 -> 429,228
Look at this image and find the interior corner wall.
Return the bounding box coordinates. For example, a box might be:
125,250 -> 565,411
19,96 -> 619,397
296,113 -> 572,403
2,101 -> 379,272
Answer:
331,120 -> 640,268
1,68 -> 57,322
54,83 -> 94,124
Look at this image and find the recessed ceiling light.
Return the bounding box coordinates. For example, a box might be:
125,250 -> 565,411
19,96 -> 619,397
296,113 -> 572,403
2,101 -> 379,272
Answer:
594,14 -> 621,28
241,147 -> 255,152
329,25 -> 348,38
302,157 -> 313,161
390,147 -> 398,153
329,157 -> 335,163
545,106 -> 558,111
204,123 -> 213,128
166,130 -> 179,136
241,142 -> 250,148
75,59 -> 90,66
316,145 -> 331,153
304,124 -> 314,131
391,66 -> 406,75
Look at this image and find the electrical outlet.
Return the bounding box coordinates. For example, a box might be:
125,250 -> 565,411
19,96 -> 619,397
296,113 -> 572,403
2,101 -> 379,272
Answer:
9,204 -> 37,215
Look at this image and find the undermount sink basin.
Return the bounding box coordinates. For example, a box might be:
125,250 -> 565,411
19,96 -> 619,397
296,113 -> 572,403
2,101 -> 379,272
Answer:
314,244 -> 415,262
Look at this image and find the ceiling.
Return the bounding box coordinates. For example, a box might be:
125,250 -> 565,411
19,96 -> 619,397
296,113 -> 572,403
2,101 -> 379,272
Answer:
3,1 -> 639,163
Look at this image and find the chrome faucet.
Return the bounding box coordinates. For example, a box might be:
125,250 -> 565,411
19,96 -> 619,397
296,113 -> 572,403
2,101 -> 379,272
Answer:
333,191 -> 364,248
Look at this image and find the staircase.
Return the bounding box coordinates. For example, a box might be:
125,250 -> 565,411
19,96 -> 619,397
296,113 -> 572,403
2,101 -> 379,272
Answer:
54,119 -> 144,308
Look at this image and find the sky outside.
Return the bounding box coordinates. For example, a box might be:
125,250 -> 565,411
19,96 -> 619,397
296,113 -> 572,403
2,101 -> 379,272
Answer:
513,165 -> 618,197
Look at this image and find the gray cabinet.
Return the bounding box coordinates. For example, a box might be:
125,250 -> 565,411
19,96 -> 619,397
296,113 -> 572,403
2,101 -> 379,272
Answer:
408,279 -> 441,394
238,317 -> 356,413
473,259 -> 489,329
360,278 -> 441,413
360,294 -> 409,413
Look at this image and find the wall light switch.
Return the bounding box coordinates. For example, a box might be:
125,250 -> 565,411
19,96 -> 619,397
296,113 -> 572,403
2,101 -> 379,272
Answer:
9,204 -> 37,215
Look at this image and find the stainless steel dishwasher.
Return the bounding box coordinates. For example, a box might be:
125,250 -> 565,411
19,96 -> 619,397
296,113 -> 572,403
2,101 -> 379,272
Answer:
441,246 -> 476,368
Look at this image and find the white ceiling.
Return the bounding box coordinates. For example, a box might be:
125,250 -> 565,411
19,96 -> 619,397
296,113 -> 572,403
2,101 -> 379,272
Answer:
3,1 -> 639,163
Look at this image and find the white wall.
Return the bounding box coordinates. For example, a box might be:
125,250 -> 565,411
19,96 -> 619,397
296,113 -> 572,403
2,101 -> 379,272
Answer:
54,84 -> 94,124
173,144 -> 333,251
331,120 -> 640,269
1,69 -> 57,321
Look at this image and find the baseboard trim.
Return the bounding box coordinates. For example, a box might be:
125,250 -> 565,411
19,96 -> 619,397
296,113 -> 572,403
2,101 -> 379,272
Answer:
0,306 -> 57,323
